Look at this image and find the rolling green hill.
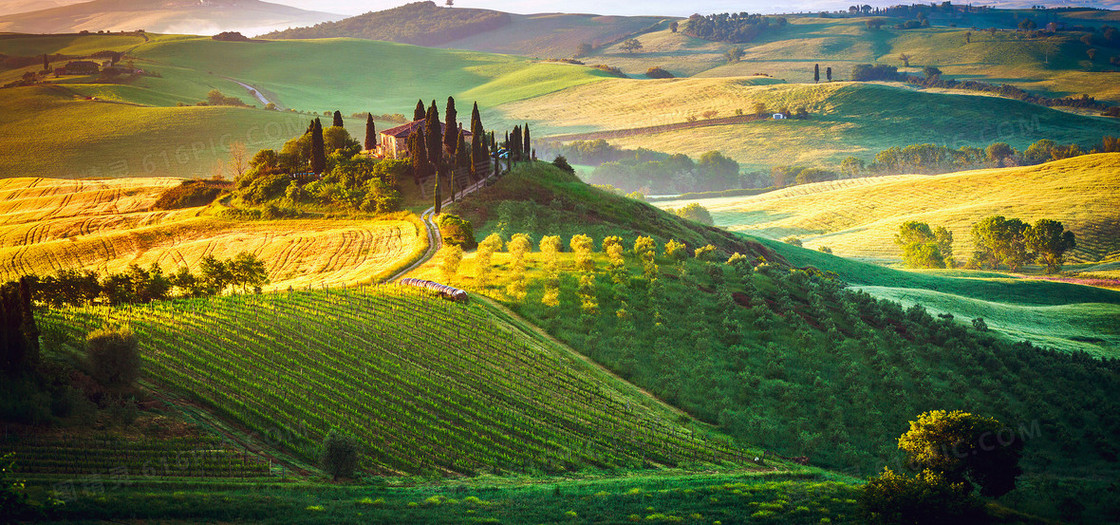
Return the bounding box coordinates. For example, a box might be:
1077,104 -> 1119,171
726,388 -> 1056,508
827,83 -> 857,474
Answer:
0,85 -> 308,178
653,153 -> 1120,264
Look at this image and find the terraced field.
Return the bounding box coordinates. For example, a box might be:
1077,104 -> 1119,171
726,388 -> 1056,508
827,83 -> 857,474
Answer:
39,285 -> 759,475
655,153 -> 1120,264
0,177 -> 425,288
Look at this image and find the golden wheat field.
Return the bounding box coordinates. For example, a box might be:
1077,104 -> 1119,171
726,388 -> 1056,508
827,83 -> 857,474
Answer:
0,177 -> 425,289
655,153 -> 1120,264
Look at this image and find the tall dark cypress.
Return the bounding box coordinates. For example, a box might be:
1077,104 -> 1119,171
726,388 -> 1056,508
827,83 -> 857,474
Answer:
522,124 -> 531,161
0,277 -> 38,374
333,110 -> 344,128
510,125 -> 521,161
469,102 -> 484,178
408,129 -> 428,185
444,96 -> 457,150
433,174 -> 442,214
414,99 -> 426,121
425,101 -> 444,202
364,114 -> 376,151
814,63 -> 820,83
43,54 -> 49,71
826,66 -> 833,82
310,118 -> 325,175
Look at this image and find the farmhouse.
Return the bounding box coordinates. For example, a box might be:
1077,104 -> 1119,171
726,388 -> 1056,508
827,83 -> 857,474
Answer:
377,119 -> 471,159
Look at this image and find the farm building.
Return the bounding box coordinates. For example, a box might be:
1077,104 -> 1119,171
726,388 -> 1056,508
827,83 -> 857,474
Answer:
377,119 -> 471,159
772,113 -> 787,120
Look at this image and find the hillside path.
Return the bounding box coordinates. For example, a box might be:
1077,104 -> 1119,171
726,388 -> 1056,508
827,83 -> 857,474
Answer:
228,78 -> 277,109
387,173 -> 494,283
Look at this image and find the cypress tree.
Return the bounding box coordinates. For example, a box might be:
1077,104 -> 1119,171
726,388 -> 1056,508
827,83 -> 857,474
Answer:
433,175 -> 442,214
523,124 -> 531,161
814,63 -> 820,83
414,99 -> 426,121
456,130 -> 470,170
425,101 -> 444,203
43,54 -> 49,72
333,110 -> 344,128
310,118 -> 325,175
408,129 -> 428,185
469,102 -> 485,178
444,96 -> 458,150
826,66 -> 832,82
510,125 -> 521,161
364,114 -> 377,151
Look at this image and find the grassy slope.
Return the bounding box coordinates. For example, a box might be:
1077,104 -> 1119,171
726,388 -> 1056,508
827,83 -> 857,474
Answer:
0,177 -> 425,288
510,79 -> 1120,170
0,85 -> 310,179
654,153 -> 1120,263
757,235 -> 1120,356
131,37 -> 611,117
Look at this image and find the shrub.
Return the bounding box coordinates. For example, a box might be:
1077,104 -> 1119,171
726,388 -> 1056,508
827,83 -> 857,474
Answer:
552,155 -> 576,174
152,180 -> 225,210
672,203 -> 714,225
86,328 -> 140,392
860,468 -> 982,525
320,429 -> 358,481
439,214 -> 476,249
694,244 -> 717,261
645,67 -> 674,79
782,237 -> 803,247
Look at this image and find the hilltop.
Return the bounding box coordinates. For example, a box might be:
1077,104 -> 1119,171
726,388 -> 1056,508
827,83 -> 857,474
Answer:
653,153 -> 1120,264
0,0 -> 343,36
262,1 -> 511,47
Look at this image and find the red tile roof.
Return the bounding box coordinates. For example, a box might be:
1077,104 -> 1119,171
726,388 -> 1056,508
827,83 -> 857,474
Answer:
381,119 -> 472,139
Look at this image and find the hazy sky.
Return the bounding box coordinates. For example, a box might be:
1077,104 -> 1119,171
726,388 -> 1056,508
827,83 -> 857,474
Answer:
269,1 -> 927,17
267,0 -> 1109,17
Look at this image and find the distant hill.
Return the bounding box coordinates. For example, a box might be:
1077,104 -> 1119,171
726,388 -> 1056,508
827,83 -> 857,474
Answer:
654,153 -> 1120,264
434,12 -> 669,59
0,0 -> 81,15
262,1 -> 511,46
0,0 -> 343,36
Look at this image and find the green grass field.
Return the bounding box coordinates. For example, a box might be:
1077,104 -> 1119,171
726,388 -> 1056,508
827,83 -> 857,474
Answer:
0,85 -> 309,178
756,235 -> 1120,356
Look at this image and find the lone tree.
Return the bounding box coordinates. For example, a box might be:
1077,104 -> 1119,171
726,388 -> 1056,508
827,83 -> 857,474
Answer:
310,118 -> 325,175
522,124 -> 531,161
42,54 -> 49,72
469,101 -> 485,180
620,38 -> 643,54
814,63 -> 820,83
444,96 -> 458,151
1025,219 -> 1075,273
985,142 -> 1013,165
899,53 -> 911,67
320,429 -> 358,481
670,20 -> 678,33
898,410 -> 1024,498
86,327 -> 140,392
332,110 -> 344,128
0,277 -> 39,375
364,114 -> 376,151
826,66 -> 832,81
413,99 -> 426,121
895,221 -> 945,268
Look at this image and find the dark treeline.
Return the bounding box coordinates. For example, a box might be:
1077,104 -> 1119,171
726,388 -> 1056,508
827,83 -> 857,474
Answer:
12,252 -> 268,308
543,140 -> 741,194
681,12 -> 788,43
906,74 -> 1110,113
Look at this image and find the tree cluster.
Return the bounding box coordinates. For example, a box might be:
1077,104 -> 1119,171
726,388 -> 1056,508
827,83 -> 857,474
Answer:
970,216 -> 1076,273
895,221 -> 955,268
851,64 -> 903,81
583,148 -> 741,194
681,12 -> 788,43
907,74 -> 1110,112
12,253 -> 269,308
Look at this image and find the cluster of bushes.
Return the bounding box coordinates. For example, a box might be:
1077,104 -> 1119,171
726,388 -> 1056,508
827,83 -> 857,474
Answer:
200,89 -> 248,107
152,180 -> 228,210
667,203 -> 714,226
592,65 -> 627,78
851,64 -> 903,81
234,117 -> 405,214
770,165 -> 840,187
211,31 -> 251,42
261,1 -> 511,46
681,12 -> 788,43
14,253 -> 268,308
644,67 -> 674,79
